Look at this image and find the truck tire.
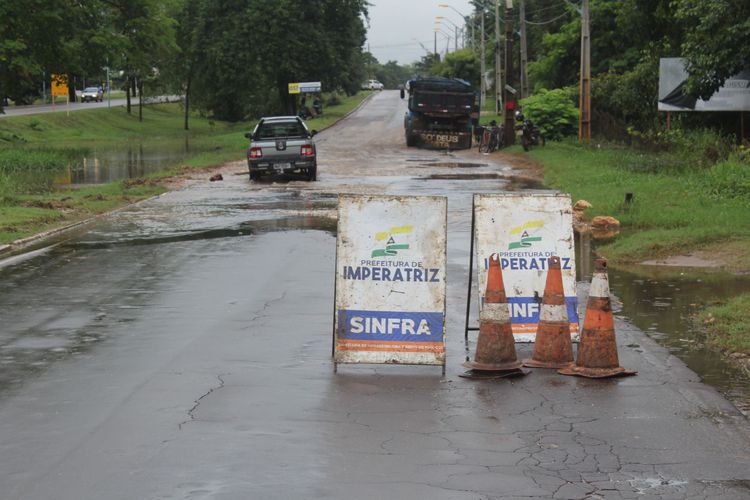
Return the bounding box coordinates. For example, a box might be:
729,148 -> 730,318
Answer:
249,170 -> 261,181
405,131 -> 416,147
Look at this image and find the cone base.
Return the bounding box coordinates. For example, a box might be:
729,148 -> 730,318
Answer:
458,368 -> 530,380
462,359 -> 524,372
557,365 -> 637,378
522,358 -> 574,369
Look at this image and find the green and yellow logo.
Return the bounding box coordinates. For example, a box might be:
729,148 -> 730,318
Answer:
372,225 -> 413,257
508,220 -> 544,250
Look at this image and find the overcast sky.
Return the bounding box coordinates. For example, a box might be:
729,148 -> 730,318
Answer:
365,0 -> 475,65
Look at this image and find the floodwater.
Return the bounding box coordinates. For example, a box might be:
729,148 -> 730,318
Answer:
576,232 -> 750,414
58,139 -> 211,185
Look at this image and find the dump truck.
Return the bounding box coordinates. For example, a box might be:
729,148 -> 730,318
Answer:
403,76 -> 478,150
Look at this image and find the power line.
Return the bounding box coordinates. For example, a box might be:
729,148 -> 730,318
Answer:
524,10 -> 571,26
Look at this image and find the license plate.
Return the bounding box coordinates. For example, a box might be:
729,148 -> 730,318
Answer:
274,163 -> 291,171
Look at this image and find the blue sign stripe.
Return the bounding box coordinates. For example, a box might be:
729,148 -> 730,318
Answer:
338,310 -> 444,342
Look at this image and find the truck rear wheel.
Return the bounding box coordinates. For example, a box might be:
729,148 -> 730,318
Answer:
405,132 -> 416,147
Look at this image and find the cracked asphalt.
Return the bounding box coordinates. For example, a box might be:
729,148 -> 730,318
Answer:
0,91 -> 748,499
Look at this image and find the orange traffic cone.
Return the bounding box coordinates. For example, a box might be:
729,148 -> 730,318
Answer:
462,253 -> 525,377
523,256 -> 574,368
558,258 -> 636,378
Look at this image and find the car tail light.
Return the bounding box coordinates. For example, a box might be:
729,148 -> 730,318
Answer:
300,145 -> 314,157
248,147 -> 262,159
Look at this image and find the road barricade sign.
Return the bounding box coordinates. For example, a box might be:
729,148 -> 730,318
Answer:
334,194 -> 447,367
474,193 -> 578,342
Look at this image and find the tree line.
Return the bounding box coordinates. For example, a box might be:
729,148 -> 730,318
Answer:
409,0 -> 749,138
0,0 -> 369,122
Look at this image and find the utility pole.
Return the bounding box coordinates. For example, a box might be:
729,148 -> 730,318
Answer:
579,0 -> 591,143
494,0 -> 501,116
519,0 -> 529,100
434,30 -> 438,56
455,25 -> 458,51
480,12 -> 486,107
503,0 -> 515,146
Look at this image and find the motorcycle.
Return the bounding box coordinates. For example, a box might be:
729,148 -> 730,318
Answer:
515,112 -> 545,151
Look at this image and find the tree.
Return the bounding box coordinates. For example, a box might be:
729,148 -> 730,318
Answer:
674,0 -> 750,99
432,49 -> 480,88
181,0 -> 368,121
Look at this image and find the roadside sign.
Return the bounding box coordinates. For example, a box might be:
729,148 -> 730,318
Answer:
288,81 -> 321,95
299,81 -> 321,93
51,74 -> 68,97
334,194 -> 447,367
474,193 -> 578,342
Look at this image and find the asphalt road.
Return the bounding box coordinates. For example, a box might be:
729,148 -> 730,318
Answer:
0,91 -> 748,499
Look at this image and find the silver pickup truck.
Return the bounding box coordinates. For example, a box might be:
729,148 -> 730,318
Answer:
245,116 -> 317,181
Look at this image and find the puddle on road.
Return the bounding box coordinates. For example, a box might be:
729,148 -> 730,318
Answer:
421,173 -> 503,180
577,233 -> 750,414
420,162 -> 488,168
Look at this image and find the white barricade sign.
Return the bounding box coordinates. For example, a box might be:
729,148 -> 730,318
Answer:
334,194 -> 447,366
474,193 -> 578,342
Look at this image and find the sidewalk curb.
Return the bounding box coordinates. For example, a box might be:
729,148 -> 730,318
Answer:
0,194 -> 167,259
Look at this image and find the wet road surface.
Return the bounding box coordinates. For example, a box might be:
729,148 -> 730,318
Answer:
0,91 -> 749,499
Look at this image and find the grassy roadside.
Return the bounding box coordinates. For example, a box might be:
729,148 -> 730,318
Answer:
523,140 -> 750,358
0,92 -> 370,245
701,296 -> 750,357
526,141 -> 750,271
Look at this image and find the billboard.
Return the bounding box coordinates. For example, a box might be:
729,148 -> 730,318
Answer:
659,58 -> 750,112
334,194 -> 447,366
474,193 -> 578,342
288,81 -> 322,95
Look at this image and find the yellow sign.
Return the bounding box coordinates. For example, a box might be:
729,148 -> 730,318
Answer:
288,82 -> 300,94
51,74 -> 68,97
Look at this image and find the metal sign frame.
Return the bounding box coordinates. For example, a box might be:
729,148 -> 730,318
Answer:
333,194 -> 447,373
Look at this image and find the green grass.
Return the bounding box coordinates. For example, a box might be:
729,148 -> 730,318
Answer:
0,181 -> 165,242
527,141 -> 750,269
701,294 -> 750,355
0,92 -> 370,245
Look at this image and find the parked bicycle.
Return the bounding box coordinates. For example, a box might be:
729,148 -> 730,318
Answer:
478,121 -> 504,153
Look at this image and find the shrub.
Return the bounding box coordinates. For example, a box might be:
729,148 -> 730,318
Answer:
703,160 -> 750,200
325,92 -> 342,106
519,88 -> 579,141
627,128 -> 733,168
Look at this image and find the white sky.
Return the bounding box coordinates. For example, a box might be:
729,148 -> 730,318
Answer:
365,0 -> 475,65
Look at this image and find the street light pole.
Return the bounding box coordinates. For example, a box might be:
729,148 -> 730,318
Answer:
579,0 -> 591,143
495,0 -> 501,116
503,0 -> 515,146
519,0 -> 529,100
480,12 -> 486,106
